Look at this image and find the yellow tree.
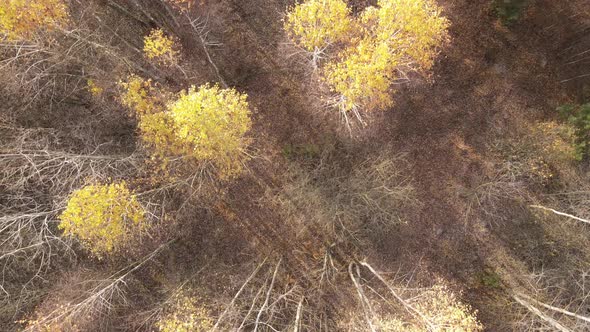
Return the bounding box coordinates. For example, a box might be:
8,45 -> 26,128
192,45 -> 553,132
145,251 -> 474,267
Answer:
324,39 -> 397,121
326,0 -> 449,115
156,292 -> 213,332
59,181 -> 146,258
120,76 -> 252,178
284,0 -> 353,67
143,28 -> 181,65
363,0 -> 450,72
285,0 -> 449,123
164,84 -> 251,178
0,0 -> 69,40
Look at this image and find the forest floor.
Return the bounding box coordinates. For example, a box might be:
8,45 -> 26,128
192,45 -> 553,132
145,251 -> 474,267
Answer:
3,0 -> 587,330
186,0 -> 585,329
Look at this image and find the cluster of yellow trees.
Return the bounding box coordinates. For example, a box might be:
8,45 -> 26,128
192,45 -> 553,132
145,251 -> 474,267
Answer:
285,0 -> 449,115
1,1 -> 464,330
0,0 -> 449,259
0,0 -> 252,258
64,74 -> 252,259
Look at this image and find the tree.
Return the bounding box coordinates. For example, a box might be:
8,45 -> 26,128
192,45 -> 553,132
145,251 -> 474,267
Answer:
324,38 -> 397,118
59,181 -> 146,257
362,0 -> 450,72
0,0 -> 69,40
120,77 -> 252,178
284,0 -> 353,67
164,84 -> 252,178
143,28 -> 180,65
285,0 -> 449,123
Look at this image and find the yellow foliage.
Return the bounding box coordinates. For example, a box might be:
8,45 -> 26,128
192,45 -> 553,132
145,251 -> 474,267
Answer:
374,318 -> 422,332
120,76 -> 252,178
156,293 -> 213,332
58,182 -> 146,258
143,29 -> 180,65
0,0 -> 69,40
364,0 -> 450,71
374,285 -> 482,331
119,75 -> 167,116
414,285 -> 483,331
324,38 -> 398,112
87,79 -> 103,97
166,84 -> 251,174
286,0 -> 449,113
284,0 -> 353,51
23,308 -> 80,332
166,0 -> 194,11
534,121 -> 578,164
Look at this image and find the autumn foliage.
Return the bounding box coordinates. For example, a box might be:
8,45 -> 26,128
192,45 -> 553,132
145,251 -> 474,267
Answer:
285,0 -> 449,114
120,75 -> 164,116
143,28 -> 180,65
284,0 -> 352,52
0,0 -> 69,40
156,292 -> 213,332
167,85 -> 251,175
59,182 -> 146,257
120,76 -> 252,178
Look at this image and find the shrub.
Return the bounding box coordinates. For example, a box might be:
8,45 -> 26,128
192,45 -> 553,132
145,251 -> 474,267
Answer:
0,0 -> 69,40
413,285 -> 483,331
119,75 -> 164,116
493,0 -> 529,25
86,79 -> 104,97
59,182 -> 146,257
558,103 -> 590,161
156,293 -> 213,332
143,28 -> 180,65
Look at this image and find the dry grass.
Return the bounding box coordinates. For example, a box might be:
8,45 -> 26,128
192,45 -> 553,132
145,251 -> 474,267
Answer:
272,151 -> 419,246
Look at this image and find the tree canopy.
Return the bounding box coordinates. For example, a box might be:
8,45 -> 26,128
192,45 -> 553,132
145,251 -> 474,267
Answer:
59,182 -> 146,257
0,0 -> 69,40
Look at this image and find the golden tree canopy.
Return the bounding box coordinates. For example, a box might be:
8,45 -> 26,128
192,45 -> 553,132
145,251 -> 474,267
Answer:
143,28 -> 180,65
120,77 -> 252,178
364,0 -> 450,71
284,0 -> 353,51
59,182 -> 146,257
165,84 -> 252,177
324,39 -> 398,112
0,0 -> 69,40
286,0 -> 449,114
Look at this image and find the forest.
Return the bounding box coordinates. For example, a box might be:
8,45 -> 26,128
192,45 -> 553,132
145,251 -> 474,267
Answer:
1,0 -> 590,331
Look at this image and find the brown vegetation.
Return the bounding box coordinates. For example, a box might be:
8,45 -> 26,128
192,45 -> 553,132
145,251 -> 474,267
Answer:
1,0 -> 590,331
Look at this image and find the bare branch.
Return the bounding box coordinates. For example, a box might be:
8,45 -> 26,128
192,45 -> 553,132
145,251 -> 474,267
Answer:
212,257 -> 268,331
530,205 -> 590,225
513,294 -> 573,332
